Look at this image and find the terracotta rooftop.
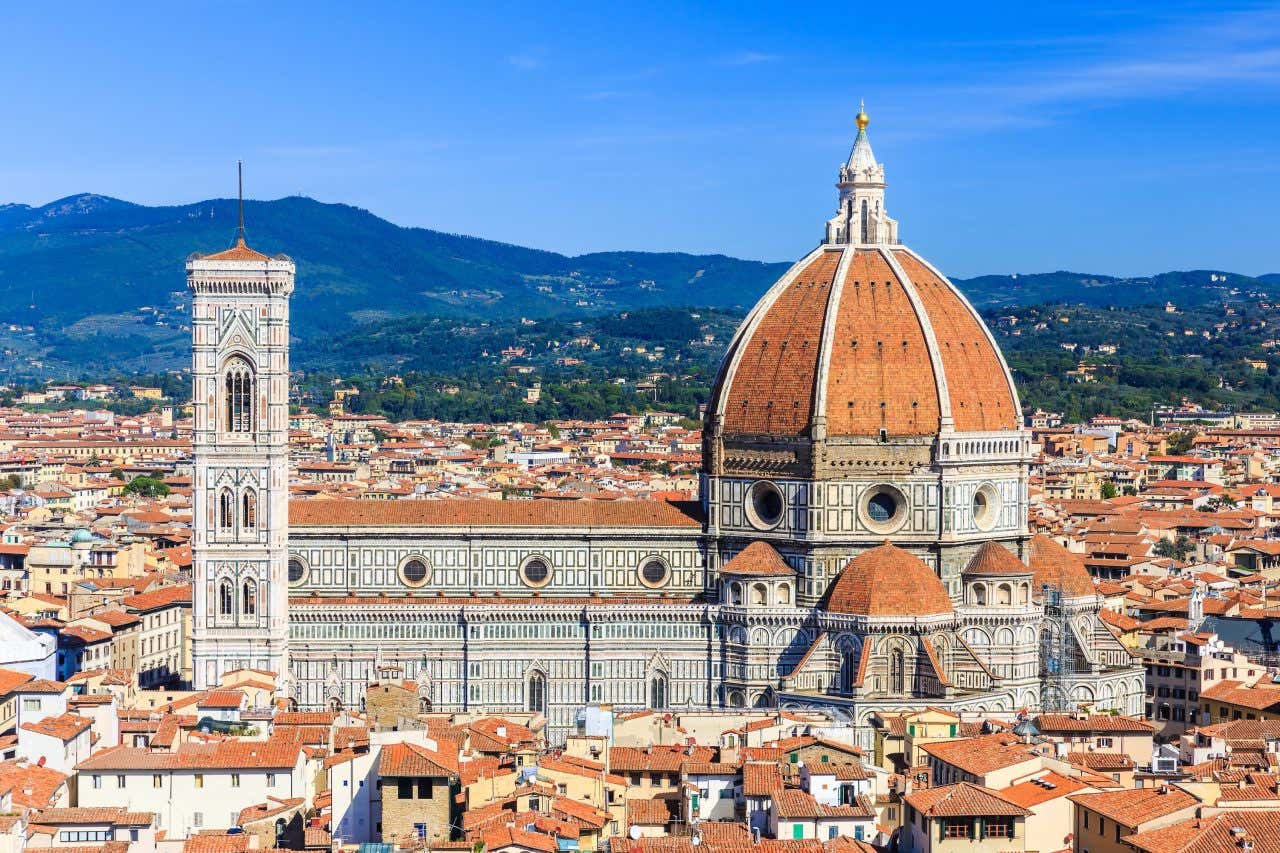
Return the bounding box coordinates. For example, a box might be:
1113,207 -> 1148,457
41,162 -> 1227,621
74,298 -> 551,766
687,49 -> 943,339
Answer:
963,541 -> 1032,576
825,543 -> 952,618
720,541 -> 797,577
1069,786 -> 1200,829
905,781 -> 1031,817
714,245 -> 1018,439
1126,810 -> 1280,853
919,732 -> 1037,776
289,497 -> 703,528
1028,534 -> 1098,598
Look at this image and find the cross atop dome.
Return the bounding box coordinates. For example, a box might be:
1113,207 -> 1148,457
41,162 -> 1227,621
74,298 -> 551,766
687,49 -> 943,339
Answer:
824,100 -> 898,246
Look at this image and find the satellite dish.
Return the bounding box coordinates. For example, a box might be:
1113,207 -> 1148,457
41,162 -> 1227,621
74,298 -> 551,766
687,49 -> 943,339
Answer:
629,826 -> 642,840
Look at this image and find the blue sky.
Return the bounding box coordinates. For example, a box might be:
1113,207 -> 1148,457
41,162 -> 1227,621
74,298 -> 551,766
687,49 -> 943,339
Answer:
3,1 -> 1279,276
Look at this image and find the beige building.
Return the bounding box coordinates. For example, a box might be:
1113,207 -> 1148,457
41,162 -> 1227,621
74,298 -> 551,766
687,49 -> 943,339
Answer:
1068,786 -> 1200,853
122,584 -> 191,689
901,782 -> 1032,853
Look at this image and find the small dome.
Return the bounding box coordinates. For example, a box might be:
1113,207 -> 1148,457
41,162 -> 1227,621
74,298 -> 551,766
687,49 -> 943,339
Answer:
963,541 -> 1032,577
826,543 -> 953,617
1028,534 -> 1097,599
721,541 -> 796,577
70,528 -> 94,544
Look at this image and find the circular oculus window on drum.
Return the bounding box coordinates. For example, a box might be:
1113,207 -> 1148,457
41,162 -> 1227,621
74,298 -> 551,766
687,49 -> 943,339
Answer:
861,485 -> 907,532
746,480 -> 785,529
972,484 -> 1000,531
521,557 -> 552,588
399,557 -> 431,588
287,557 -> 307,585
639,558 -> 670,588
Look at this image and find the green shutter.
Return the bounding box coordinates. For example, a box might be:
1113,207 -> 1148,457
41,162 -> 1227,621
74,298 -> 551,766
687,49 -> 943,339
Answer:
793,824 -> 804,840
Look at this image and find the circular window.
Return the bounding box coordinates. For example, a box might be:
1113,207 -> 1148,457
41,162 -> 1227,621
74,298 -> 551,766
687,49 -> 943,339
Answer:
861,485 -> 907,533
973,484 -> 1000,531
745,480 -> 785,530
287,557 -> 307,585
639,558 -> 670,588
521,557 -> 551,588
399,557 -> 431,588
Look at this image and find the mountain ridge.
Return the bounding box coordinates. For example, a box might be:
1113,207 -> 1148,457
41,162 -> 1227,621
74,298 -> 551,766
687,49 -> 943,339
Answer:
1,192 -> 1277,378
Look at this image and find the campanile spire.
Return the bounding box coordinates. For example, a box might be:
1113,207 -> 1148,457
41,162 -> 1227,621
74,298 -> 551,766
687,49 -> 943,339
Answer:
824,101 -> 898,245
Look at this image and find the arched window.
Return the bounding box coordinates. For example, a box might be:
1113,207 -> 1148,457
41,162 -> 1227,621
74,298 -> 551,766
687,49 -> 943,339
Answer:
527,671 -> 546,714
241,579 -> 257,617
996,583 -> 1013,606
973,584 -> 987,606
890,648 -> 906,695
650,673 -> 668,709
218,578 -> 234,617
751,583 -> 768,606
241,489 -> 257,530
224,357 -> 255,433
1018,584 -> 1030,605
730,582 -> 743,606
860,199 -> 870,243
776,583 -> 792,605
218,488 -> 235,532
841,650 -> 859,693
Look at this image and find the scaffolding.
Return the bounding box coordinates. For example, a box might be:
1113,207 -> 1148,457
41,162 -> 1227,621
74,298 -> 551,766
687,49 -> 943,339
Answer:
1039,582 -> 1076,713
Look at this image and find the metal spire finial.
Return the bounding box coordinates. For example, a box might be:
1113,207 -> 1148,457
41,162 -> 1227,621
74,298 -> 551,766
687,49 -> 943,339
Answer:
236,160 -> 246,246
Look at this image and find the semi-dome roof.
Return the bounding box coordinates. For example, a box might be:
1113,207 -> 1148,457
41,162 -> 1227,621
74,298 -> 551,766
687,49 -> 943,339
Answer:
963,541 -> 1032,577
1027,534 -> 1097,599
707,106 -> 1021,445
825,543 -> 953,617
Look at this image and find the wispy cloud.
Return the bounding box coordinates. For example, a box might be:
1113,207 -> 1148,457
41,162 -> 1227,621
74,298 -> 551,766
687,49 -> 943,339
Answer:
717,50 -> 780,67
927,6 -> 1280,130
507,50 -> 545,71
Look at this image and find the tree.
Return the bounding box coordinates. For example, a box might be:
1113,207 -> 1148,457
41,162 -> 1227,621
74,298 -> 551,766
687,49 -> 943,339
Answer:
1100,482 -> 1119,500
122,476 -> 171,498
1166,431 -> 1196,455
0,474 -> 22,490
1153,535 -> 1194,561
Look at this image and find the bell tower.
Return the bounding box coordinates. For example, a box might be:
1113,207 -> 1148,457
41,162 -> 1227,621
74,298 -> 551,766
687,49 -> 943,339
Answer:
189,166 -> 294,690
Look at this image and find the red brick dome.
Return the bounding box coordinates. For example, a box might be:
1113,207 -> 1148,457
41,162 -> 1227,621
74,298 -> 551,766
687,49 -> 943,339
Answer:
825,543 -> 953,617
709,244 -> 1020,440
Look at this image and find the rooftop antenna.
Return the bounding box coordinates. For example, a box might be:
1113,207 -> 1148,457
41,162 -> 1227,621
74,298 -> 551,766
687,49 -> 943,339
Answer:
235,160 -> 246,246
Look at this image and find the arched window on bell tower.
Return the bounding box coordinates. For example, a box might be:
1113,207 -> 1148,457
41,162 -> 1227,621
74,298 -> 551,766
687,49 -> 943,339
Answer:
241,488 -> 257,531
218,578 -> 234,617
223,356 -> 256,433
241,578 -> 257,617
860,199 -> 870,243
218,488 -> 235,533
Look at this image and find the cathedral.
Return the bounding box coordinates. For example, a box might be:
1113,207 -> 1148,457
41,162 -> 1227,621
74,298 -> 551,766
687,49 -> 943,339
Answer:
188,107 -> 1143,745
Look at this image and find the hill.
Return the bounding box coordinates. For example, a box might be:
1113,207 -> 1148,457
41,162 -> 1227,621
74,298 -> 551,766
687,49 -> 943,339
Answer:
0,194 -> 787,335
1,192 -> 1277,379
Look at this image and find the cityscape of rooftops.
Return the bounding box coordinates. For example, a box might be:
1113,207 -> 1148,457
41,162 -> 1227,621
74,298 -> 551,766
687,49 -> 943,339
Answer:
0,4 -> 1278,853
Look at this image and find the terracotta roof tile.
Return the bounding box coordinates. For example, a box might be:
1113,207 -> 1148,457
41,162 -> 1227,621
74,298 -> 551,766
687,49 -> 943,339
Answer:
289,498 -> 702,528
905,782 -> 1031,817
721,541 -> 797,577
1068,786 -> 1200,829
721,251 -> 840,435
1028,535 -> 1098,598
963,541 -> 1032,576
825,543 -> 952,617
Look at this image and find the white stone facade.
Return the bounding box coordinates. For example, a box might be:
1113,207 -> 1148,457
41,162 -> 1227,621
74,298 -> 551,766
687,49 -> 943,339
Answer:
189,242 -> 294,689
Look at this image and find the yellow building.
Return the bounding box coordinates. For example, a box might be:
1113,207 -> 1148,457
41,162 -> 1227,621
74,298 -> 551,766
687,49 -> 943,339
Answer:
1069,786 -> 1200,853
1200,678 -> 1280,722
